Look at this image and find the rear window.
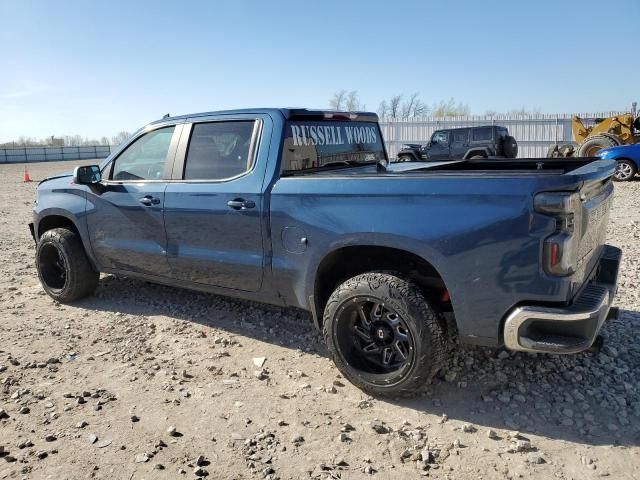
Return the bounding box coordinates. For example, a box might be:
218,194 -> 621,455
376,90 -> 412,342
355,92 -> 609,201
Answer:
472,127 -> 493,142
281,121 -> 386,173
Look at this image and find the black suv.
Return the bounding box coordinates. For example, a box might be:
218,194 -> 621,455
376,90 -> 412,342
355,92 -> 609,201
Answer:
397,125 -> 518,161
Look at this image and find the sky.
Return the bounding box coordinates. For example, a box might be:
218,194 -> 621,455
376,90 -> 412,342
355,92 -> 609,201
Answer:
1,0 -> 639,142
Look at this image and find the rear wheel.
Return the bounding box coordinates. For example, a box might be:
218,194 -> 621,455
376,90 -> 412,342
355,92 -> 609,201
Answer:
323,272 -> 448,396
36,228 -> 99,302
502,135 -> 518,158
613,159 -> 637,181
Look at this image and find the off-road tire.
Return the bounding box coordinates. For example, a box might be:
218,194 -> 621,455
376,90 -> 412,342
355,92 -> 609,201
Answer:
323,272 -> 448,397
36,228 -> 99,302
502,135 -> 518,158
613,159 -> 637,182
577,135 -> 618,157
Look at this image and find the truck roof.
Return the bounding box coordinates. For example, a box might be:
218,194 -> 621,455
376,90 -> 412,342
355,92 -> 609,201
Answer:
149,108 -> 379,125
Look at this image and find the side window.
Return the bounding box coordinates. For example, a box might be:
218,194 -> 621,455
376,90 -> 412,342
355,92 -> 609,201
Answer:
472,127 -> 493,142
432,131 -> 449,144
452,129 -> 468,144
184,121 -> 256,180
111,127 -> 175,181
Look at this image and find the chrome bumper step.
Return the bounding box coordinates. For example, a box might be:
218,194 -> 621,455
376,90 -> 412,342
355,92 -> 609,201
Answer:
503,245 -> 621,354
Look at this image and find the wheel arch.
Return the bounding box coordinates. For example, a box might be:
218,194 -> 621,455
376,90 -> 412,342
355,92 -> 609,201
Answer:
35,210 -> 98,269
37,213 -> 80,239
463,147 -> 490,159
398,152 -> 419,161
615,156 -> 639,170
311,245 -> 454,331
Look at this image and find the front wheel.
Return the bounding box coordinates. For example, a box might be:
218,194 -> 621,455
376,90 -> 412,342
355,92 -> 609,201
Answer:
613,159 -> 636,182
323,272 -> 448,396
36,228 -> 99,302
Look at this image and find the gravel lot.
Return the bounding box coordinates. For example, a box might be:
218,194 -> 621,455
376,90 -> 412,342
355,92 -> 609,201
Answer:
1,160 -> 639,480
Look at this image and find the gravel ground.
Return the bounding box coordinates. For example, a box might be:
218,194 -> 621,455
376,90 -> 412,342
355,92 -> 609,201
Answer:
0,160 -> 639,480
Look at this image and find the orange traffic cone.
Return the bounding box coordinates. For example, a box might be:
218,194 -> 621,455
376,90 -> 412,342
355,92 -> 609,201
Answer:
24,166 -> 31,182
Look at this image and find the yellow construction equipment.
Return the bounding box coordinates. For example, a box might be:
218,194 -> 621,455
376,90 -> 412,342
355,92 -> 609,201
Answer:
548,108 -> 640,157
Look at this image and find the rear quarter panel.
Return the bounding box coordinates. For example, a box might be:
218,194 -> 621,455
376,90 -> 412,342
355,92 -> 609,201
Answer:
270,173 -> 581,344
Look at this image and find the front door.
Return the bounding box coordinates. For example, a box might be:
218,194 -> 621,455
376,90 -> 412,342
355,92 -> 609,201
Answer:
427,131 -> 450,160
86,125 -> 180,277
164,118 -> 266,291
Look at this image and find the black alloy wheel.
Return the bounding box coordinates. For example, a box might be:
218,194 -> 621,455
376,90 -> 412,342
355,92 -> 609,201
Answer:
335,298 -> 415,375
323,272 -> 448,396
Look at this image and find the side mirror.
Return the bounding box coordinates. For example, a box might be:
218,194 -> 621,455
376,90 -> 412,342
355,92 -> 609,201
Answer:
73,165 -> 102,185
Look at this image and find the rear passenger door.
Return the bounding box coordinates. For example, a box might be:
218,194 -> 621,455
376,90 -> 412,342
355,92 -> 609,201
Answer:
450,129 -> 469,159
163,115 -> 271,291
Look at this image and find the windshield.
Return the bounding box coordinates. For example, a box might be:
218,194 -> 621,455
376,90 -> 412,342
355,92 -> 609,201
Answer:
281,121 -> 387,174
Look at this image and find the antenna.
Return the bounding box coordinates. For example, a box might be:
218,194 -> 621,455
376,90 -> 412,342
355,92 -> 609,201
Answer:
162,113 -> 170,119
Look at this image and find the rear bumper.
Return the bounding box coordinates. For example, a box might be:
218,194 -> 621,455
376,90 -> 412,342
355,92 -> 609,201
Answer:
503,245 -> 621,353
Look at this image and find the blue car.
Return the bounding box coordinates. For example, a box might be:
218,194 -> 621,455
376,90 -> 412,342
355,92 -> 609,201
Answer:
598,144 -> 640,181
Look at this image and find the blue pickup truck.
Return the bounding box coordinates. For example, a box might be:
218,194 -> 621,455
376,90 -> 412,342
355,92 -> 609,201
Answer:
30,108 -> 622,396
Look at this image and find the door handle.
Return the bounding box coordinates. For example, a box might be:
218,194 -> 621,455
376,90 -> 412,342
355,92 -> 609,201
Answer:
139,195 -> 160,206
227,198 -> 256,210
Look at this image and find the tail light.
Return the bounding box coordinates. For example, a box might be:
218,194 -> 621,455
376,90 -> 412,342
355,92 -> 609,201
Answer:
534,192 -> 582,276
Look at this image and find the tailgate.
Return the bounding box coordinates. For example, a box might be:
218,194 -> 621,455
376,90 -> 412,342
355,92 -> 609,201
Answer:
571,161 -> 616,293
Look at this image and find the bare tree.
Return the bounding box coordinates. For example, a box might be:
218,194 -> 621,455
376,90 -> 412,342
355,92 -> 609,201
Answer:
377,100 -> 389,119
2,132 -> 131,147
111,131 -> 131,146
345,90 -> 364,111
400,92 -> 416,118
329,90 -> 347,110
413,99 -> 428,117
401,92 -> 429,118
432,98 -> 470,117
64,134 -> 84,146
389,95 -> 402,118
507,106 -> 541,116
